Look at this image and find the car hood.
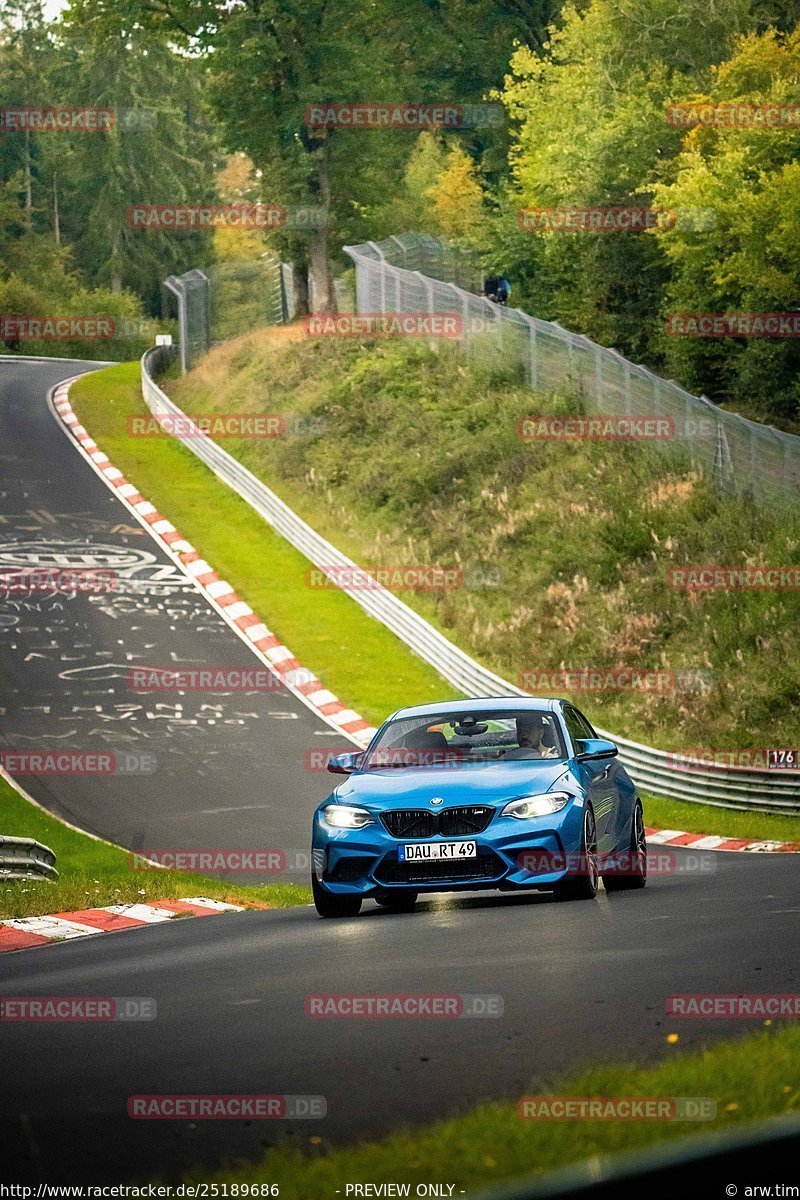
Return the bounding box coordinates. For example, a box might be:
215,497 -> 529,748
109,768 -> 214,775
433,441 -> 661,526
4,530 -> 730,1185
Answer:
330,759 -> 572,809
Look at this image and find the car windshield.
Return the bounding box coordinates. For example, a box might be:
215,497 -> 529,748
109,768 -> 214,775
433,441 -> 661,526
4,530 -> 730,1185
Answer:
361,708 -> 566,769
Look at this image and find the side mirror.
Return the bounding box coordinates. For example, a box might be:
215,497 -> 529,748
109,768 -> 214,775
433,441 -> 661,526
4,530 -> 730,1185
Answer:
327,751 -> 363,775
576,738 -> 618,762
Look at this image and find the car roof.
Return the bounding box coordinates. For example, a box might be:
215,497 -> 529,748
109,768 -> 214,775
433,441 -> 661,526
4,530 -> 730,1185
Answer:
390,696 -> 563,720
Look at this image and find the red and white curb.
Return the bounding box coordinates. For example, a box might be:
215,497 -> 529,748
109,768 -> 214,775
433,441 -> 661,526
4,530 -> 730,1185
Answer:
49,380 -> 377,748
49,377 -> 799,857
645,826 -> 799,853
0,897 -> 243,954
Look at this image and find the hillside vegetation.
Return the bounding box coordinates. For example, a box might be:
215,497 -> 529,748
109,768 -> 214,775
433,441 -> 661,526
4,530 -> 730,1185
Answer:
167,329 -> 800,751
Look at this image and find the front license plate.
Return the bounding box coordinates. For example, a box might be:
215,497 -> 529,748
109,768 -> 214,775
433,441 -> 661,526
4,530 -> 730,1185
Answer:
398,840 -> 477,862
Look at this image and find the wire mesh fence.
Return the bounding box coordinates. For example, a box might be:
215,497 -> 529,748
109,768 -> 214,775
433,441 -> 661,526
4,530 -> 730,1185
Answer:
344,233 -> 800,507
206,253 -> 290,340
164,252 -> 295,373
163,268 -> 210,374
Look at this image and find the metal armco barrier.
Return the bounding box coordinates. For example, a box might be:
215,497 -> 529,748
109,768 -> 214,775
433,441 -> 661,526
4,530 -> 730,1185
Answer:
141,348 -> 800,815
0,835 -> 58,881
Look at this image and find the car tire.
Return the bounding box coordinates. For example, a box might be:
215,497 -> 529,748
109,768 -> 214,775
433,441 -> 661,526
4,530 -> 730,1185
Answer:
312,873 -> 362,918
554,804 -> 599,901
375,890 -> 418,912
603,801 -> 647,891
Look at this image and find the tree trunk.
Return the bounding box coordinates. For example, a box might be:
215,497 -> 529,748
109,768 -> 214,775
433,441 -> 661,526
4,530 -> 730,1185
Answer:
53,172 -> 61,246
294,265 -> 310,316
307,140 -> 334,313
308,232 -> 332,313
24,131 -> 33,231
111,228 -> 122,292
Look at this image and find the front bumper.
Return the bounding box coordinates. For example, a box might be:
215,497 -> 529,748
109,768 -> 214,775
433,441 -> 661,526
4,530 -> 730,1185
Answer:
312,801 -> 585,896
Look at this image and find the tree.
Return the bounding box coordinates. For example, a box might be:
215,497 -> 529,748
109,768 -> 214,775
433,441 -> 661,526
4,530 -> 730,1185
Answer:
487,0 -> 763,361
57,0 -> 219,307
125,0 -> 552,309
652,28 -> 800,424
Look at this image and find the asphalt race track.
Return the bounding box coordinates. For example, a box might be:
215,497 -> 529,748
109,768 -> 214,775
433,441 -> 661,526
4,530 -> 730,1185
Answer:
1,359 -> 798,1184
0,357 -> 349,881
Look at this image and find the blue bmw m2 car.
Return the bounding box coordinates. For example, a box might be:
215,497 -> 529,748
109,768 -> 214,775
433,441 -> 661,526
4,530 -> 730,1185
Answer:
311,696 -> 647,917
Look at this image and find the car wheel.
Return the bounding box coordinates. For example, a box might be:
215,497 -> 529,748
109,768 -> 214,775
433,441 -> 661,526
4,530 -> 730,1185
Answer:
554,804 -> 599,901
603,801 -> 647,892
375,889 -> 418,912
312,873 -> 362,918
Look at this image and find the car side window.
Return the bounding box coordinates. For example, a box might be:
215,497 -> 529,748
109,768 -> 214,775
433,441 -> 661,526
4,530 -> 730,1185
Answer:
562,707 -> 587,750
572,707 -> 597,739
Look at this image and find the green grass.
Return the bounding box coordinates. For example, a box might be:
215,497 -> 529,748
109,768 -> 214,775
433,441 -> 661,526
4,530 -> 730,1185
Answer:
0,774 -> 309,919
165,331 -> 800,754
69,363 -> 451,729
66,359 -> 800,847
192,1026 -> 800,1194
642,791 -> 800,843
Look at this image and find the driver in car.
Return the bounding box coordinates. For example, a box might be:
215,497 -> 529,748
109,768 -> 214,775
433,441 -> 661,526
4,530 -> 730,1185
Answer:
507,713 -> 558,759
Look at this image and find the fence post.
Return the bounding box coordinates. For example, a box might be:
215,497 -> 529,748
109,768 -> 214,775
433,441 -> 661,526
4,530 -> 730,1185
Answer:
449,283 -> 469,358
414,270 -> 434,315
163,275 -> 188,375
712,420 -> 734,490
551,322 -> 574,383
623,358 -> 632,415
196,269 -> 211,350
367,240 -> 387,313
529,319 -> 538,389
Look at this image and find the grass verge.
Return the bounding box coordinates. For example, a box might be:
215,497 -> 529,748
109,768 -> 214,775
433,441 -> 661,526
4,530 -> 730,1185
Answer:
69,363 -> 451,728
66,362 -> 800,847
193,1026 -> 800,1193
0,774 -> 309,919
642,792 -> 800,843
167,328 -> 800,753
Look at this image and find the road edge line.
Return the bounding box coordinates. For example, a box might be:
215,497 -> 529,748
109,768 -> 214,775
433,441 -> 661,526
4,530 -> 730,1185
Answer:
47,378 -> 376,749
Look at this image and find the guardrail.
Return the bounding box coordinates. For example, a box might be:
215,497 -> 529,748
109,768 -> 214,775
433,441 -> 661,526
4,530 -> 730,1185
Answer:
0,835 -> 58,882
140,347 -> 800,815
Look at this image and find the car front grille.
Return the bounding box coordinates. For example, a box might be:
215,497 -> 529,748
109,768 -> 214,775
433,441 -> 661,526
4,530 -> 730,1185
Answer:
375,848 -> 504,886
381,806 -> 494,839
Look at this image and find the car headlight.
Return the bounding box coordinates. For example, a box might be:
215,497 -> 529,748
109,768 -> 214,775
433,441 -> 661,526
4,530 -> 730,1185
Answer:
321,804 -> 374,829
501,792 -> 571,819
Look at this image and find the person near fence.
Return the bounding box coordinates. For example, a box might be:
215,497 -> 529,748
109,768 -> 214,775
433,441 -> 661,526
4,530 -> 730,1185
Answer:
483,276 -> 510,305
